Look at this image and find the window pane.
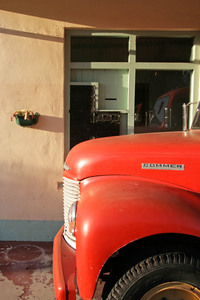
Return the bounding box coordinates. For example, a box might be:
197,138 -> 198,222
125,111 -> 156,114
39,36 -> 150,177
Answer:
71,37 -> 129,62
136,37 -> 193,62
192,103 -> 200,129
135,70 -> 191,133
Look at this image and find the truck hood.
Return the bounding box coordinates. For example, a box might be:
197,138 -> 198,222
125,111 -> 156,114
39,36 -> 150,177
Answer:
65,130 -> 200,192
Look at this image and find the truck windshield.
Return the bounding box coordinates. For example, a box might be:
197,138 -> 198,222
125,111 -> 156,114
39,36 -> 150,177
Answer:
191,102 -> 200,129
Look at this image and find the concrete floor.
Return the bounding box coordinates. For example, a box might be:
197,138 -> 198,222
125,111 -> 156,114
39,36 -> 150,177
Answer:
0,241 -> 55,300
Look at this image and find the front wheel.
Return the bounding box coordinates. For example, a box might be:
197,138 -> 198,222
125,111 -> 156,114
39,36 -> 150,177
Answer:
106,252 -> 200,300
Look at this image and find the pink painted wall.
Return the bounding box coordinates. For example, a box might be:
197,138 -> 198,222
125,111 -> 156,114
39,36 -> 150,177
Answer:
0,11 -> 91,240
0,0 -> 200,30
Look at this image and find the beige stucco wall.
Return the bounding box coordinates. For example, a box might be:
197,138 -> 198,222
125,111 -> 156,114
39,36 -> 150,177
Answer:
0,11 -> 65,221
0,11 -> 92,240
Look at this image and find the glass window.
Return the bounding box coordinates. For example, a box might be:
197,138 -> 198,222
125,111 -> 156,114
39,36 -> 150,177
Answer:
136,37 -> 193,62
192,103 -> 200,129
67,31 -> 196,141
153,95 -> 170,124
135,70 -> 191,133
71,36 -> 129,62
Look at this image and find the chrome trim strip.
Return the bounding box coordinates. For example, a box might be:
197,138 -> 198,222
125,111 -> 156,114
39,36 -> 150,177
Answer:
63,177 -> 80,250
142,163 -> 185,171
64,162 -> 71,170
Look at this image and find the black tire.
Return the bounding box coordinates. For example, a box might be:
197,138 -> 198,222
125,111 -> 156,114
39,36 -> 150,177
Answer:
106,252 -> 200,300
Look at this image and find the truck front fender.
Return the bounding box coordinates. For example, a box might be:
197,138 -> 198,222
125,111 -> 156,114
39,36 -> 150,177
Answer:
76,176 -> 200,300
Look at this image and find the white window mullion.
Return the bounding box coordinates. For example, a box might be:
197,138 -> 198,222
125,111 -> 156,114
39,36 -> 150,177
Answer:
70,62 -> 130,70
128,35 -> 136,134
135,62 -> 194,71
189,34 -> 200,127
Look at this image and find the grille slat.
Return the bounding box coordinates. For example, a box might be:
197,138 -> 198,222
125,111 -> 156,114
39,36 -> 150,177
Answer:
63,177 -> 80,249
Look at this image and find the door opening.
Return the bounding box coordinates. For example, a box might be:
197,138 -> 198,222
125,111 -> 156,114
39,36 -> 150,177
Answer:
70,83 -> 121,149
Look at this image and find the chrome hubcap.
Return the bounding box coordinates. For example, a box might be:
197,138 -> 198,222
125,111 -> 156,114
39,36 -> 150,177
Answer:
141,282 -> 200,300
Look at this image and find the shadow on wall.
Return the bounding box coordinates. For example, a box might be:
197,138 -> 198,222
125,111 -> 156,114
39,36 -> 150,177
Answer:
33,116 -> 64,133
0,0 -> 199,29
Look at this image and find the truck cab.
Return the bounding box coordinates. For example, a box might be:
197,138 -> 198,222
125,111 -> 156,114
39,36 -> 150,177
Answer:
53,102 -> 200,300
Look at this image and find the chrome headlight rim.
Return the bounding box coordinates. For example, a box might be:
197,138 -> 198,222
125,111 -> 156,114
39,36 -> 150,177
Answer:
68,201 -> 78,236
63,176 -> 80,250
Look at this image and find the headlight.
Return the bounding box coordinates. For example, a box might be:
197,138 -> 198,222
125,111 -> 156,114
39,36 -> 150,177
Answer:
68,201 -> 77,236
64,162 -> 70,170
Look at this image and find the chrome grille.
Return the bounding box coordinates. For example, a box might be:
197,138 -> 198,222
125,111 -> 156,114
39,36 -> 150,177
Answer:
63,176 -> 80,249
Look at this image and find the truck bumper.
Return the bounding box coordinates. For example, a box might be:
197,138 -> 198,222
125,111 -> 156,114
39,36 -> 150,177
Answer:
53,226 -> 76,300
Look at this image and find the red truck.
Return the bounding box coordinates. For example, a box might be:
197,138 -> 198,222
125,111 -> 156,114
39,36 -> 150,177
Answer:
135,87 -> 190,133
149,87 -> 190,131
53,102 -> 200,300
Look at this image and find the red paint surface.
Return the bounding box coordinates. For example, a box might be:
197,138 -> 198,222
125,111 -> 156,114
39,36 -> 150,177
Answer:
57,128 -> 200,300
76,176 -> 200,299
65,130 -> 200,192
53,226 -> 76,300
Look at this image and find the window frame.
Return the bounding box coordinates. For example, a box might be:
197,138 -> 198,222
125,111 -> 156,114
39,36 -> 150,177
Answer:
65,30 -> 200,153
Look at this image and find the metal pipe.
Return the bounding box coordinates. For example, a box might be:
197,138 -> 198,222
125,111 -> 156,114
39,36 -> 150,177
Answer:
182,103 -> 187,131
182,102 -> 197,131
